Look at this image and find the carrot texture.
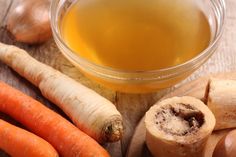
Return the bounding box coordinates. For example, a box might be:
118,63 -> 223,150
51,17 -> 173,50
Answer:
0,119 -> 58,157
0,81 -> 110,157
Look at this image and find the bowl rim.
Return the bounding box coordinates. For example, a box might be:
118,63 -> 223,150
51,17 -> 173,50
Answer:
50,0 -> 226,76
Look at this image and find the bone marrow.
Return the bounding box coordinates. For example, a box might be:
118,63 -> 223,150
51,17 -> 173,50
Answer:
145,96 -> 215,157
155,103 -> 204,136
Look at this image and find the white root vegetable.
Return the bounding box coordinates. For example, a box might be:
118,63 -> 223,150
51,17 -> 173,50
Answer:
206,78 -> 236,130
145,96 -> 216,157
0,42 -> 123,143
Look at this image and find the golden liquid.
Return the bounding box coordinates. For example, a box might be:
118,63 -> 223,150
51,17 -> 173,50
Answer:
61,0 -> 211,71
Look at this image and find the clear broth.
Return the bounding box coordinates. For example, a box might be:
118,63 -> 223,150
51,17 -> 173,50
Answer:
61,0 -> 211,71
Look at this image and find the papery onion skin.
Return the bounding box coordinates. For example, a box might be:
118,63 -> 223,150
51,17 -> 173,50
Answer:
7,0 -> 52,44
213,130 -> 236,157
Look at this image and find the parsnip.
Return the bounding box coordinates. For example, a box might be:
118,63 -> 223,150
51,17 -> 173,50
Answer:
0,42 -> 123,143
207,78 -> 236,130
145,96 -> 215,157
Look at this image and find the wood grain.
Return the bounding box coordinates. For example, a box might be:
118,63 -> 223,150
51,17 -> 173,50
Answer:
0,0 -> 235,156
0,0 -> 12,26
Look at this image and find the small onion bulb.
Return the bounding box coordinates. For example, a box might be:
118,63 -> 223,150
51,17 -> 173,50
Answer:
7,0 -> 51,44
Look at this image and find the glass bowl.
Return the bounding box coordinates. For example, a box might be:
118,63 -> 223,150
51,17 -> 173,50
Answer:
50,0 -> 226,93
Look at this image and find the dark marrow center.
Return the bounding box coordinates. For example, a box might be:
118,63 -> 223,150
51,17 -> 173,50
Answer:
155,103 -> 204,136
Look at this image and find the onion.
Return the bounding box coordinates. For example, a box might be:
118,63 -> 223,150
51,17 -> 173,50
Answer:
7,0 -> 51,44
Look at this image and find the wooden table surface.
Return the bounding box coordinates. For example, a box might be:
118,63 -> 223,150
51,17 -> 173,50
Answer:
0,0 -> 235,157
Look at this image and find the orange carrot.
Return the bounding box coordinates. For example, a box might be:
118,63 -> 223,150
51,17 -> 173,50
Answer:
0,119 -> 58,157
0,81 -> 110,157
